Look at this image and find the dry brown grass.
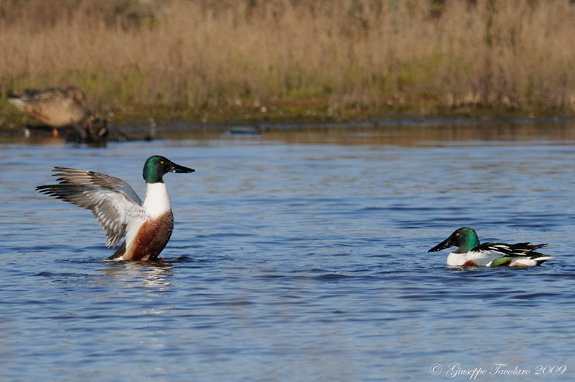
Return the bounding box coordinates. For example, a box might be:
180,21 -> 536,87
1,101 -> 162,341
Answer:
1,0 -> 575,122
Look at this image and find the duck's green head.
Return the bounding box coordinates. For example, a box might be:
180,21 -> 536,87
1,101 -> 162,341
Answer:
143,155 -> 195,183
428,227 -> 480,253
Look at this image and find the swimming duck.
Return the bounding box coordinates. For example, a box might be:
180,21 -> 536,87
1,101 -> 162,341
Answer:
36,156 -> 194,261
428,227 -> 553,267
9,86 -> 88,127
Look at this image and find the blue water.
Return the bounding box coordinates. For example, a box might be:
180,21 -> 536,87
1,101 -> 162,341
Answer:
1,123 -> 575,381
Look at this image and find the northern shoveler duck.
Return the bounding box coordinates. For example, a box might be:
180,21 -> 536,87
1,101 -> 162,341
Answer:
36,156 -> 194,261
9,86 -> 88,127
428,227 -> 553,267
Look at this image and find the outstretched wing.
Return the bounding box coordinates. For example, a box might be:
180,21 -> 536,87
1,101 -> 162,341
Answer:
36,167 -> 146,247
50,167 -> 143,204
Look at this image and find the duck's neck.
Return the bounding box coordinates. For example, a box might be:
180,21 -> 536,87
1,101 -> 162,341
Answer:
455,236 -> 480,253
143,183 -> 171,218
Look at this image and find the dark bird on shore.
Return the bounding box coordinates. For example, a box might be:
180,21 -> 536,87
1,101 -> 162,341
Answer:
65,115 -> 110,146
8,86 -> 88,128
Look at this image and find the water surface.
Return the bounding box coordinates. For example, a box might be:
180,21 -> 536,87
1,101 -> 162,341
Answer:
1,123 -> 575,381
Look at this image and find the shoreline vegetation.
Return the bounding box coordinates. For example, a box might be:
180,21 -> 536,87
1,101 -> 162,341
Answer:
2,0 -> 575,132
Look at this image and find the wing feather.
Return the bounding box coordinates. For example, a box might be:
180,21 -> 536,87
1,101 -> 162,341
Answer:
52,167 -> 142,204
36,167 -> 146,247
480,242 -> 548,257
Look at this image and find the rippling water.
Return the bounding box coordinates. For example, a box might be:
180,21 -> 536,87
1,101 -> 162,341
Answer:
1,122 -> 575,381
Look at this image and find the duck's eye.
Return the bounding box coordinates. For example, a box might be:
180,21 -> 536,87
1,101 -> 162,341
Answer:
456,233 -> 459,236
160,161 -> 164,164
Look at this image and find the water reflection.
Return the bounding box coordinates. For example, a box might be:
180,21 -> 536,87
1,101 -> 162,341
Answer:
99,261 -> 173,290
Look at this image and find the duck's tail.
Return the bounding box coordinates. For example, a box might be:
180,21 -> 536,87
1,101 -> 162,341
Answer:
8,96 -> 27,112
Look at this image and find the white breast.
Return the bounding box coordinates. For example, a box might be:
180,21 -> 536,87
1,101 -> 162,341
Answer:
446,252 -> 468,266
143,183 -> 172,219
447,251 -> 500,266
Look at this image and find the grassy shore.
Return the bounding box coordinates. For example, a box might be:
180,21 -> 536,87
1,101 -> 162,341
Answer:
1,0 -> 575,130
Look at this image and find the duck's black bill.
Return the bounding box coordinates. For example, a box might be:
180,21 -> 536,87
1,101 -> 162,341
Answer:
171,163 -> 195,173
428,237 -> 453,252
